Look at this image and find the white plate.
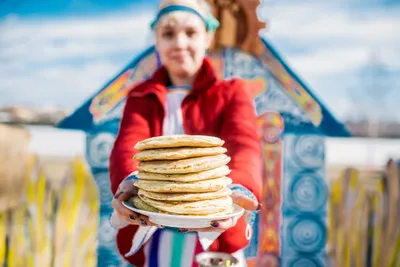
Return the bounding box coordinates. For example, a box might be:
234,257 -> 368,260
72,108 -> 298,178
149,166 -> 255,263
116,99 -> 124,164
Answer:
122,201 -> 245,229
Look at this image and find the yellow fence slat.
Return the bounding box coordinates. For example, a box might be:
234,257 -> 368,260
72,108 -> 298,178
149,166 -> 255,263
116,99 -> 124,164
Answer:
392,232 -> 400,267
327,164 -> 400,267
0,212 -> 6,267
372,181 -> 385,267
7,207 -> 29,267
1,154 -> 99,267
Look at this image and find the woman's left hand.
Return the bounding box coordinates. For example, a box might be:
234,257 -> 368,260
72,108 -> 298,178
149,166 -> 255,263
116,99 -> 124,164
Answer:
178,191 -> 261,233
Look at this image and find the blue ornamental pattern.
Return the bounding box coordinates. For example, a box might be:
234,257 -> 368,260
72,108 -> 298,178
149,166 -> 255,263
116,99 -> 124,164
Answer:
286,215 -> 326,254
288,171 -> 328,213
86,131 -> 128,266
281,133 -> 327,267
292,136 -> 325,170
86,131 -> 116,169
286,257 -> 325,267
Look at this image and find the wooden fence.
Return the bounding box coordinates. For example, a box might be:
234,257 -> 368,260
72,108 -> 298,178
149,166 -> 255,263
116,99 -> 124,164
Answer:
0,124 -> 99,267
328,160 -> 400,267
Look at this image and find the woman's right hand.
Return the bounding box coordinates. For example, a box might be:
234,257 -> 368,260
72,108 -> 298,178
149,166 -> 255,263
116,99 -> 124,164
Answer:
111,179 -> 160,227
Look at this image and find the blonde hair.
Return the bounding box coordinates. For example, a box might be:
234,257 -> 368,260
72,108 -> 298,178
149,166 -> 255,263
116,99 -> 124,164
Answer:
155,0 -> 213,30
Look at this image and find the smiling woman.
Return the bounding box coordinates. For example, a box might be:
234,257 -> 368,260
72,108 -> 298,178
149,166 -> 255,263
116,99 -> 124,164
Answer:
151,0 -> 218,84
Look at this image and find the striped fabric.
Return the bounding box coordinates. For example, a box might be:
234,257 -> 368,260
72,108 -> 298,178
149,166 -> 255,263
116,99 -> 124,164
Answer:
143,229 -> 203,267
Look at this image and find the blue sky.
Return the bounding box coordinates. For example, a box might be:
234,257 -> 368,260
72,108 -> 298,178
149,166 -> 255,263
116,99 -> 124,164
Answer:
0,0 -> 399,122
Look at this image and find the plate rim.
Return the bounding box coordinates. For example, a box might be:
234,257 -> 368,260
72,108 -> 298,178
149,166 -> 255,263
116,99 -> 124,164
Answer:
122,200 -> 245,221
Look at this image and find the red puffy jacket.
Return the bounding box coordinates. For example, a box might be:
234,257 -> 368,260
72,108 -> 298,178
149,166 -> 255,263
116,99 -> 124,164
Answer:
109,57 -> 262,266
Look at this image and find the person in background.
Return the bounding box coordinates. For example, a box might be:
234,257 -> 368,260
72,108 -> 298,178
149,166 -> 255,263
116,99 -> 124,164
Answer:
109,0 -> 263,266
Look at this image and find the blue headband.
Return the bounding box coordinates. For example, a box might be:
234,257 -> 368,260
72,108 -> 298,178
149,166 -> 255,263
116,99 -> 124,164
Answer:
150,4 -> 220,32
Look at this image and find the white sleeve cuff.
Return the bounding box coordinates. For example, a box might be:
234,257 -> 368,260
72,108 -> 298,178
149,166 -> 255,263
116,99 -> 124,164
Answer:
197,232 -> 222,250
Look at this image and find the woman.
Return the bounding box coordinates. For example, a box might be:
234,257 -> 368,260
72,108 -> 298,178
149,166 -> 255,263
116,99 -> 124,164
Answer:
109,0 -> 263,266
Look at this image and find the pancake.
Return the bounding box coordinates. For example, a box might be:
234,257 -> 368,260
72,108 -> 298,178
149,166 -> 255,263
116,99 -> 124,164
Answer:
133,146 -> 227,161
139,195 -> 233,215
138,188 -> 232,202
132,135 -> 235,218
134,177 -> 232,193
134,134 -> 224,150
132,196 -> 233,216
132,196 -> 159,213
138,154 -> 231,174
136,165 -> 231,182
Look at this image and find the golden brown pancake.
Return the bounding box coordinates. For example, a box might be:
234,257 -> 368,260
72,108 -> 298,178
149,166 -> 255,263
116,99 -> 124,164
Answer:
138,154 -> 230,174
136,165 -> 231,182
133,146 -> 227,161
139,195 -> 233,215
134,134 -> 224,150
134,177 -> 232,193
138,188 -> 232,202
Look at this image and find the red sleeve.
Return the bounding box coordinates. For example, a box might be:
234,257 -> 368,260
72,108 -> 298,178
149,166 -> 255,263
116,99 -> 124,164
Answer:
116,225 -> 145,267
220,79 -> 262,200
109,95 -> 152,195
216,79 -> 263,253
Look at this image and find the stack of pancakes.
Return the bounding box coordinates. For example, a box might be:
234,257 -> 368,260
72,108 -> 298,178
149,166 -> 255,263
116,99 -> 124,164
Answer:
131,135 -> 234,216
